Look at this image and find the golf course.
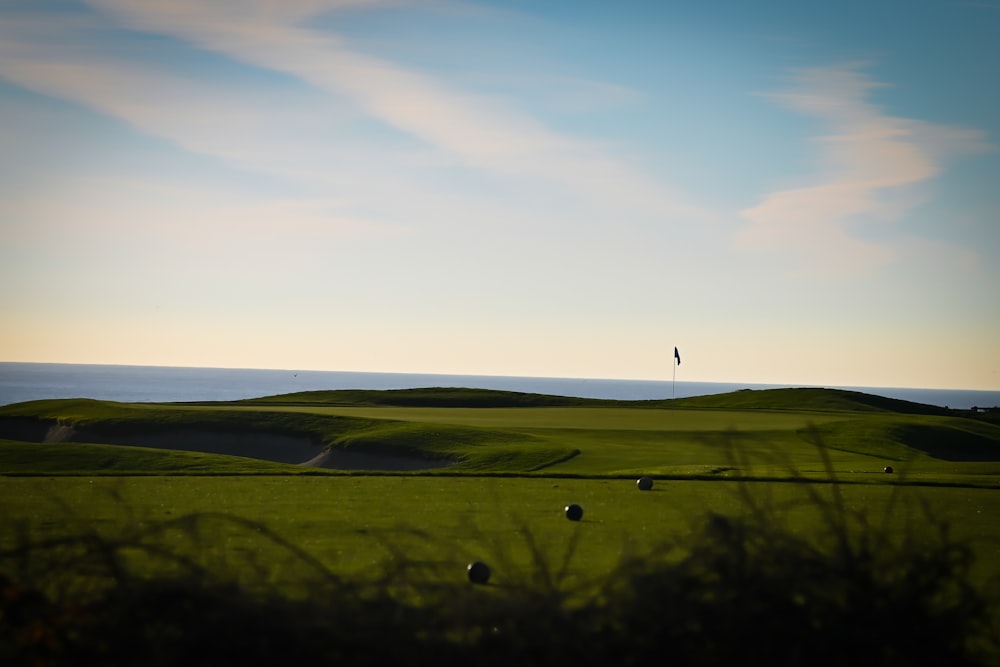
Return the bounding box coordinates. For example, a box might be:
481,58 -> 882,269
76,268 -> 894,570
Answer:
2,386 -> 999,664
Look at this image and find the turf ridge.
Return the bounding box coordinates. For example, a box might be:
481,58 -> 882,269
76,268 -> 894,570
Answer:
0,397 -> 576,474
1,388 -> 997,479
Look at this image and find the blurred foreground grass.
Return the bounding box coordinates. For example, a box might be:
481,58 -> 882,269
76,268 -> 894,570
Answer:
2,474 -> 998,665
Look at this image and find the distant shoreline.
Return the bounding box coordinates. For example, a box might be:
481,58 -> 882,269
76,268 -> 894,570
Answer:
1,362 -> 998,410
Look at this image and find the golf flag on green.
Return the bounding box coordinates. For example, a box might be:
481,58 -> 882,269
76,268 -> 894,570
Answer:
674,347 -> 681,365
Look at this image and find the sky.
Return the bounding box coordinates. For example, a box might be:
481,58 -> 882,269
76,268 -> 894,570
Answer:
1,0 -> 998,390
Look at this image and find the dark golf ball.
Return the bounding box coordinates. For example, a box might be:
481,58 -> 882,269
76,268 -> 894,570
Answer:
636,476 -> 654,491
564,503 -> 584,521
883,465 -> 894,474
467,561 -> 491,584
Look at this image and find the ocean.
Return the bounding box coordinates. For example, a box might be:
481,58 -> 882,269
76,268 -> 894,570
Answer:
0,362 -> 998,410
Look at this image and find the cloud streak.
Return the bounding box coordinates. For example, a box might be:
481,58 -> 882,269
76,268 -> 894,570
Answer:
737,65 -> 990,276
4,0 -> 702,222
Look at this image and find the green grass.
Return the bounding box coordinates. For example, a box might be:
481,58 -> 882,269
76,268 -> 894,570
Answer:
4,475 -> 1000,588
4,474 -> 995,664
227,403 -> 1000,482
2,387 -> 1000,586
0,440 -> 312,475
0,398 -> 576,473
4,388 -> 997,482
2,387 -> 999,663
667,386 -> 953,414
240,386 -> 613,407
238,385 -> 954,414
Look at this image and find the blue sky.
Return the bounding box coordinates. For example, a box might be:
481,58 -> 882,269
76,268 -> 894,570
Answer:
1,0 -> 998,390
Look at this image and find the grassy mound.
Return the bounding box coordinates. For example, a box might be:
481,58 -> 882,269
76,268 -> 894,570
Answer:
2,388 -> 995,477
803,417 -> 1000,462
240,386 -> 612,407
244,386 -> 955,414
330,420 -> 575,472
668,387 -> 952,414
0,440 -> 308,475
0,398 -> 576,473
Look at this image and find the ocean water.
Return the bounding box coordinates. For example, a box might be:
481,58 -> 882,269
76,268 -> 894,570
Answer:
0,362 -> 997,410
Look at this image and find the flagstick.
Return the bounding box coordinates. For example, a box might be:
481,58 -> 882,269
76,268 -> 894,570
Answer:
672,357 -> 676,399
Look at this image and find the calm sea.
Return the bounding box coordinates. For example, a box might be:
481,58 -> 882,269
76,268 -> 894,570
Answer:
0,362 -> 997,410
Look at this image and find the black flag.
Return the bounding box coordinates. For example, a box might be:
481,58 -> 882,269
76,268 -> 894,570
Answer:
674,347 -> 681,365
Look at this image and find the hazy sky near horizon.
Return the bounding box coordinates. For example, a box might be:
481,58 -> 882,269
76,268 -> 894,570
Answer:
1,1 -> 998,390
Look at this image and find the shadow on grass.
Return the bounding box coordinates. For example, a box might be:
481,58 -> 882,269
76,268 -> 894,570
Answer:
2,433 -> 999,666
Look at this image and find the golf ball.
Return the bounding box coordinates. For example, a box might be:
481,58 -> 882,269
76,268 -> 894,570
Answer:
636,476 -> 654,491
564,503 -> 584,521
467,561 -> 491,584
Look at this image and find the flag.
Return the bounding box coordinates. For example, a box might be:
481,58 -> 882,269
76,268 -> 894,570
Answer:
674,346 -> 681,365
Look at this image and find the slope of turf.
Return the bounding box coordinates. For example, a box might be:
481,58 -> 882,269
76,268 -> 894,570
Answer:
0,440 -> 311,474
0,398 -> 575,473
240,387 -> 613,407
250,403 -> 1000,478
1,388 -> 997,479
667,387 -> 953,415
238,386 -> 954,414
798,415 -> 1000,462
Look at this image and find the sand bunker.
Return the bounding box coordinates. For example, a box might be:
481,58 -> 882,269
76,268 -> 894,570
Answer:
0,420 -> 455,471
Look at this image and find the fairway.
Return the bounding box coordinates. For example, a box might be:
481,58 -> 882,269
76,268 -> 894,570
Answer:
3,475 -> 1000,592
244,405 -> 847,430
206,403 -> 902,477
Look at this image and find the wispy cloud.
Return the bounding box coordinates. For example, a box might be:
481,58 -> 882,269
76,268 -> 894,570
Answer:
737,65 -> 991,276
2,0 -> 703,222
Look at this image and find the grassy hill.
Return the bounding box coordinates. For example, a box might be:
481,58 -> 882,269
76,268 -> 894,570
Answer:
239,386 -> 954,414
238,386 -> 614,407
0,396 -> 576,474
0,439 -> 310,475
665,387 -> 953,414
1,388 -> 997,480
